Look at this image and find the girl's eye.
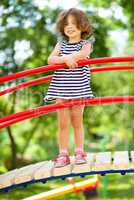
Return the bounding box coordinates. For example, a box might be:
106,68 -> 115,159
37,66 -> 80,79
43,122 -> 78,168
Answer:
64,22 -> 76,26
72,21 -> 76,24
64,22 -> 68,26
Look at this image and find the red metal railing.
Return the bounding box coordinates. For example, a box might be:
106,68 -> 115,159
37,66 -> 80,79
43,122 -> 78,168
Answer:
0,56 -> 134,129
1,56 -> 134,84
1,65 -> 134,96
0,96 -> 134,129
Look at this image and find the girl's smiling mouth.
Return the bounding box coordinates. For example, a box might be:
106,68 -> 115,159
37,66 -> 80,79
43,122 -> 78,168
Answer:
67,30 -> 75,34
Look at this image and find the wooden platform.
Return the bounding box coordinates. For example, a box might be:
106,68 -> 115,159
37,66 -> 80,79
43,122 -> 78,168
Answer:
0,151 -> 134,191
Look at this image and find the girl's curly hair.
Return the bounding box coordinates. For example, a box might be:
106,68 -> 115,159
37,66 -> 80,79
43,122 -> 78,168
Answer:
55,8 -> 92,40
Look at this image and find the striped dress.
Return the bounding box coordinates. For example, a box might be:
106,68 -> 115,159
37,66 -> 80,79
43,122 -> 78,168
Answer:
44,38 -> 95,103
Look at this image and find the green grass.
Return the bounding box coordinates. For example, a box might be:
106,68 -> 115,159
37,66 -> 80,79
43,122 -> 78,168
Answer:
0,174 -> 134,200
99,174 -> 134,200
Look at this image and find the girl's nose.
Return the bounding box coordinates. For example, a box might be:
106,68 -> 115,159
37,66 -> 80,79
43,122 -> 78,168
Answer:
67,24 -> 73,28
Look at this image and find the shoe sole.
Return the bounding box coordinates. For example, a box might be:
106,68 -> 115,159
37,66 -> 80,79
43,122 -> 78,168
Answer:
75,160 -> 87,165
54,163 -> 70,168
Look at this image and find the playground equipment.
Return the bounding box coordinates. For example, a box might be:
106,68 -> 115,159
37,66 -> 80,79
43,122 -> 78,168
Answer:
23,176 -> 99,200
0,57 -> 134,193
0,151 -> 134,193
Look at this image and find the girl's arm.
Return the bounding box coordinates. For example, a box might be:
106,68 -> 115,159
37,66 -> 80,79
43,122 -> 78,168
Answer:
69,43 -> 92,61
48,43 -> 65,64
48,42 -> 91,68
48,43 -> 78,68
59,43 -> 92,68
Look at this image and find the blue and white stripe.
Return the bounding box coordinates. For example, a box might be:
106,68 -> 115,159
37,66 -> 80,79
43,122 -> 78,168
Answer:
44,38 -> 94,102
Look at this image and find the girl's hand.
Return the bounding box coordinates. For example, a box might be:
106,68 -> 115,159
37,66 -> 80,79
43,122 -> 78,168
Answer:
63,55 -> 78,69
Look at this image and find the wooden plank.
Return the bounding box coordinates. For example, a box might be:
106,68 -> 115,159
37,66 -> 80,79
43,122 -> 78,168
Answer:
93,152 -> 112,171
34,161 -> 54,180
52,163 -> 71,177
113,151 -> 130,170
72,153 -> 94,174
0,169 -> 18,189
14,162 -> 46,184
130,151 -> 134,168
130,151 -> 134,163
0,150 -> 133,191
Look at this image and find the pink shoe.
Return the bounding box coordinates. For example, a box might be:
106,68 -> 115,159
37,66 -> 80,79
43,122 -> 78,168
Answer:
75,151 -> 87,165
53,153 -> 70,168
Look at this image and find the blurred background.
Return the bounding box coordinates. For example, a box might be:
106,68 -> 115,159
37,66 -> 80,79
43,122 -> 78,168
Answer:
0,0 -> 134,199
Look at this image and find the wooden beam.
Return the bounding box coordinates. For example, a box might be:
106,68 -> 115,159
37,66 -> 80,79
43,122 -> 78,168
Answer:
113,151 -> 130,170
94,152 -> 112,171
0,169 -> 18,189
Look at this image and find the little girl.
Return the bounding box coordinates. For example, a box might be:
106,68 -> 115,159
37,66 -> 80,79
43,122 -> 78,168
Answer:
44,8 -> 95,167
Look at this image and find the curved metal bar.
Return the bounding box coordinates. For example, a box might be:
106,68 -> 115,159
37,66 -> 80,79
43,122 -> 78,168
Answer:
0,75 -> 52,96
0,65 -> 134,97
0,56 -> 134,84
0,96 -> 134,129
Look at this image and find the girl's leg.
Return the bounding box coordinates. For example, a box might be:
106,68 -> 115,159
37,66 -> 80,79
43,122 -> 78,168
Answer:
70,104 -> 87,164
70,105 -> 85,151
56,99 -> 70,154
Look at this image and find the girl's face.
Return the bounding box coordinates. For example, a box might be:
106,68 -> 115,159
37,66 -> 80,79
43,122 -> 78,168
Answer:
64,15 -> 81,41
